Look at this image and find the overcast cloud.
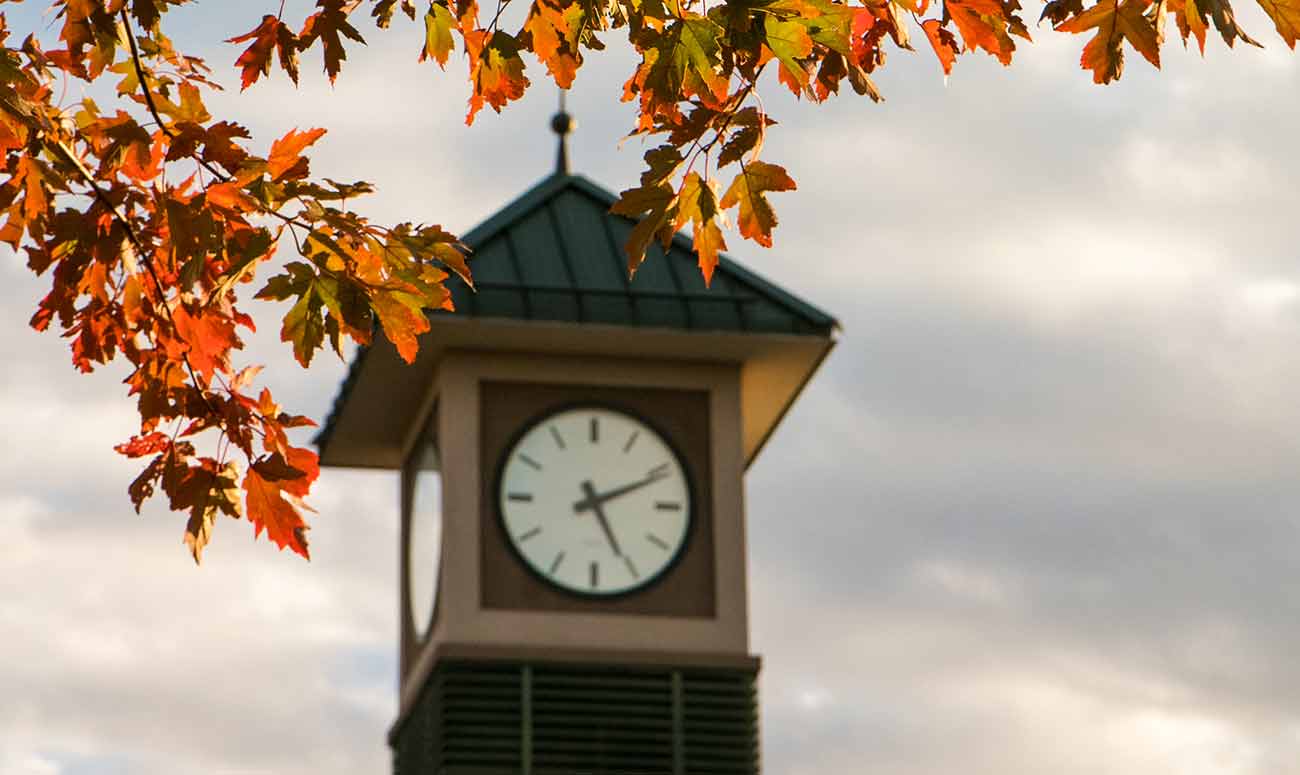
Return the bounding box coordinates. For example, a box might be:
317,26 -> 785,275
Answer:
2,1 -> 1299,773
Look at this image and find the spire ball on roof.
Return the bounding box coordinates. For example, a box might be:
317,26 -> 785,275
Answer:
552,88 -> 576,175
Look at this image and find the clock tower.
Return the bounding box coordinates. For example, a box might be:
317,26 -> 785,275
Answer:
316,163 -> 836,774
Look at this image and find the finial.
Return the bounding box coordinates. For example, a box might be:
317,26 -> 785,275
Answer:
551,88 -> 575,175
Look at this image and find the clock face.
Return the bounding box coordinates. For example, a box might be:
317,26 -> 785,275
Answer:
407,439 -> 441,639
497,405 -> 693,597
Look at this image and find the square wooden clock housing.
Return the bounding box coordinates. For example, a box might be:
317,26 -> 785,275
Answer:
478,380 -> 716,618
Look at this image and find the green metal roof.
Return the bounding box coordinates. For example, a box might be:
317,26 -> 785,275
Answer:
314,173 -> 837,461
446,173 -> 838,336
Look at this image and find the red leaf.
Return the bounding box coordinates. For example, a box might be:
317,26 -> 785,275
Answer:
228,15 -> 281,90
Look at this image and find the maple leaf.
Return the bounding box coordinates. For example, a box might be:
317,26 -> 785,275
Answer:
766,17 -> 816,90
1057,0 -> 1160,83
675,172 -> 727,284
268,127 -> 327,182
1258,0 -> 1300,47
228,15 -> 281,90
467,31 -> 530,124
922,19 -> 961,74
282,286 -> 326,367
720,161 -> 796,248
244,462 -> 311,559
420,1 -> 456,67
370,288 -> 432,363
945,0 -> 1029,65
521,0 -> 584,87
645,17 -> 729,109
300,0 -> 368,83
173,303 -> 238,381
610,182 -> 676,273
183,461 -> 241,564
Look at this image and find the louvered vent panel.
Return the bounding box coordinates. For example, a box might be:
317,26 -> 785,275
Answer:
391,660 -> 758,775
532,667 -> 674,774
681,671 -> 759,775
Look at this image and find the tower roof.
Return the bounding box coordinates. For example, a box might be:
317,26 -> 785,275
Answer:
316,173 -> 837,469
447,173 -> 837,335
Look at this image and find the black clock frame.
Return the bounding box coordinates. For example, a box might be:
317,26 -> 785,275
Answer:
492,400 -> 699,601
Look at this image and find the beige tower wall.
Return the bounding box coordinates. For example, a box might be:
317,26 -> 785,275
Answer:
398,351 -> 752,718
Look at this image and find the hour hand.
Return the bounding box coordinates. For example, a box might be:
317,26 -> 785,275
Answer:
580,480 -> 622,556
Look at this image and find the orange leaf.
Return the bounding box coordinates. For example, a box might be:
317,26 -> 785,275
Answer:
206,181 -> 255,212
268,127 -> 327,182
1057,0 -> 1160,83
173,304 -> 238,380
466,31 -> 531,124
15,156 -> 47,222
244,464 -> 311,559
370,289 -> 430,363
922,19 -> 961,74
1256,0 -> 1298,47
720,162 -> 796,248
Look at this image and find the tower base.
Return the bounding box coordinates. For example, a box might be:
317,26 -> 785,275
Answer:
391,655 -> 759,775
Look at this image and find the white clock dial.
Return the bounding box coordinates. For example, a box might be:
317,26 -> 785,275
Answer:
407,440 -> 441,639
498,406 -> 692,596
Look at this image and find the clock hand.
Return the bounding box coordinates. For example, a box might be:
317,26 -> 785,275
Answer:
580,480 -> 623,556
571,469 -> 668,513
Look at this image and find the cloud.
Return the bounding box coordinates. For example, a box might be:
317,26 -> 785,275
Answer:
3,2 -> 1300,774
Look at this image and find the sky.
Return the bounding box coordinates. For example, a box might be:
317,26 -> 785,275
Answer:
2,1 -> 1300,773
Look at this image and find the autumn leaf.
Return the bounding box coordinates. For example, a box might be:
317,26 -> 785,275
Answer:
645,17 -> 729,108
674,172 -> 727,284
173,303 -> 238,381
522,0 -> 584,87
922,19 -> 961,74
420,1 -> 456,67
1057,0 -> 1161,84
299,0 -> 367,83
268,127 -> 327,182
466,31 -> 530,124
244,462 -> 311,559
282,287 -> 326,367
205,181 -> 256,212
228,15 -> 282,90
370,288 -> 431,363
610,182 -> 676,274
1257,0 -> 1300,47
183,462 -> 241,564
945,0 -> 1028,65
720,161 -> 796,248
766,18 -> 816,90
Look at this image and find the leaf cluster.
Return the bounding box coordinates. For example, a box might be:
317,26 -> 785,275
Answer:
0,0 -> 1293,561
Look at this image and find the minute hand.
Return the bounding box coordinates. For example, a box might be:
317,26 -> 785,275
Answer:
572,472 -> 667,513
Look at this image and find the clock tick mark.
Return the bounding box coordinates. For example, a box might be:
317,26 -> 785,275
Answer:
646,533 -> 670,551
549,426 -> 566,450
589,561 -> 599,589
590,417 -> 599,443
549,551 -> 566,574
623,431 -> 640,453
517,526 -> 542,542
507,493 -> 534,502
654,501 -> 681,511
518,453 -> 543,471
648,463 -> 670,479
623,555 -> 640,579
